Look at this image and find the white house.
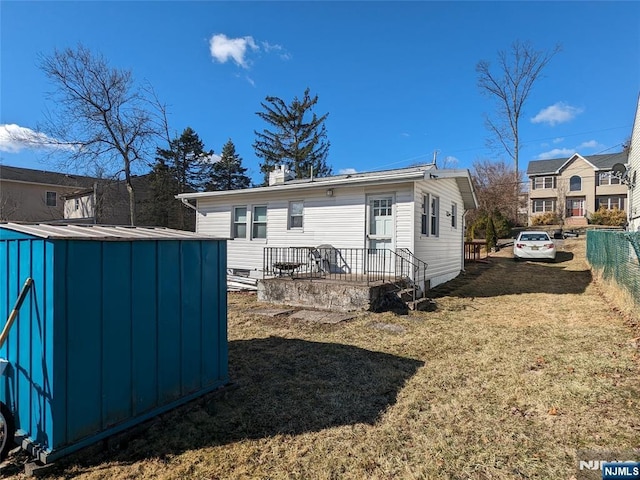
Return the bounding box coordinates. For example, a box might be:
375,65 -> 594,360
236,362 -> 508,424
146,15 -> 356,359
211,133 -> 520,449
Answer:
628,94 -> 640,232
177,164 -> 478,289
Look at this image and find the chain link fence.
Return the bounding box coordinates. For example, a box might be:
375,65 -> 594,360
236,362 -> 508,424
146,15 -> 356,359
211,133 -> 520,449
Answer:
587,230 -> 640,307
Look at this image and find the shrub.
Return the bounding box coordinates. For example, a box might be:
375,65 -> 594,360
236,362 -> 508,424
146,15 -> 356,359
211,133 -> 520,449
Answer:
531,212 -> 561,226
485,215 -> 497,251
589,207 -> 626,227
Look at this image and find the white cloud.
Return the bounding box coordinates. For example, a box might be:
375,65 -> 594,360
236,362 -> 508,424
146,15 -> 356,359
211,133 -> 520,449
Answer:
339,168 -> 357,175
442,156 -> 459,168
553,137 -> 564,144
531,102 -> 584,126
209,34 -> 258,68
261,41 -> 291,61
0,124 -> 68,153
578,140 -> 600,149
536,148 -> 577,160
400,132 -> 410,138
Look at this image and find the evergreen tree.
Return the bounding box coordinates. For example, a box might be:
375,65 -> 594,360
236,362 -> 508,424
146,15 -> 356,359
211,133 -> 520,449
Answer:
253,88 -> 331,184
146,127 -> 213,230
207,139 -> 251,191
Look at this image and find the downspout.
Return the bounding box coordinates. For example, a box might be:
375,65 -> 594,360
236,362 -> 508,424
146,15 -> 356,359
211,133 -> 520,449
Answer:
180,197 -> 198,211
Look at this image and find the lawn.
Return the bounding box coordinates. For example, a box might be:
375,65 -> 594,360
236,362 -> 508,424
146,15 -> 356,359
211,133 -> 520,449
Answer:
9,239 -> 640,479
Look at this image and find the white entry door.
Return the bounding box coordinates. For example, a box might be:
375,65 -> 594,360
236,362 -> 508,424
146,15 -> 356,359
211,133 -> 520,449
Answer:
366,196 -> 395,275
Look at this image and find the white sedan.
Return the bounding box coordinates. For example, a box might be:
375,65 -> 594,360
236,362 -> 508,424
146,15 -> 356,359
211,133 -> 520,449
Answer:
513,231 -> 557,261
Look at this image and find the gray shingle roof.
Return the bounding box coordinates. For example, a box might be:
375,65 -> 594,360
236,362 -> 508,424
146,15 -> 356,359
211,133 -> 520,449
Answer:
527,152 -> 628,176
0,165 -> 99,187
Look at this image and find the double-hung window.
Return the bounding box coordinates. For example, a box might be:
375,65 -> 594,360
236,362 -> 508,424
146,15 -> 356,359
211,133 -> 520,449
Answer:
46,191 -> 57,207
421,195 -> 429,235
233,206 -> 247,239
289,201 -> 303,229
532,199 -> 555,213
430,195 -> 439,237
533,176 -> 556,190
252,205 -> 267,239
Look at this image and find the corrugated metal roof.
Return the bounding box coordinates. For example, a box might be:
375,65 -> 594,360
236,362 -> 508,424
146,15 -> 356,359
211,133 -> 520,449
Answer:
0,223 -> 222,240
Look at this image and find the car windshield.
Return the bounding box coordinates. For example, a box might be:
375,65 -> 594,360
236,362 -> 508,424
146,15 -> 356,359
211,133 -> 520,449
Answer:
520,233 -> 550,242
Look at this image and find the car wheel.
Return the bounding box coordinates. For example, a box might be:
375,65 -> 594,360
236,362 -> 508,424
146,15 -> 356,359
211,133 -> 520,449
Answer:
0,401 -> 15,461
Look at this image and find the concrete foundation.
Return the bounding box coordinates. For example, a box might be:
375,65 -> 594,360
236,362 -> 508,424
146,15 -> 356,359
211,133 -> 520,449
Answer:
257,278 -> 398,312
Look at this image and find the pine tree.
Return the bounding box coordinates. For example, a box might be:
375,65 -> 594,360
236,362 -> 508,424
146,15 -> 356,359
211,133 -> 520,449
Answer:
207,139 -> 251,191
146,127 -> 214,230
253,88 -> 331,184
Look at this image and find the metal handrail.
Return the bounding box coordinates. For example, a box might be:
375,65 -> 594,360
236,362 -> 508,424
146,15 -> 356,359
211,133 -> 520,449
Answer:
263,246 -> 426,285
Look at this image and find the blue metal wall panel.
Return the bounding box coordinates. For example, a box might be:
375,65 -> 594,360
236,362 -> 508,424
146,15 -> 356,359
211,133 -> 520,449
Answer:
180,241 -> 202,395
156,241 -> 182,403
65,241 -> 103,441
51,240 -> 68,448
131,241 -> 158,416
101,242 -> 133,427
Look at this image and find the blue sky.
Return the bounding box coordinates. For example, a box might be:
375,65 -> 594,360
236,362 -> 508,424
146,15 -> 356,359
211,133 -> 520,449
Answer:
1,1 -> 639,185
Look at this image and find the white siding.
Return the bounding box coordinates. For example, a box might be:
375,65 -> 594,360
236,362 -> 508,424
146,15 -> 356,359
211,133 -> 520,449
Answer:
629,96 -> 640,232
413,178 -> 465,287
194,182 -> 416,277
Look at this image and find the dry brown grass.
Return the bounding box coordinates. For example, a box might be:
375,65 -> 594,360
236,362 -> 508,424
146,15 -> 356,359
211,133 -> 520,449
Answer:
8,239 -> 640,479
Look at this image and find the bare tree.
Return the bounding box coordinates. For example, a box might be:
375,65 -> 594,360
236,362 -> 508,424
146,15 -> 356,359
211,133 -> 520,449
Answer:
476,41 -> 560,224
39,45 -> 164,225
469,158 -> 521,225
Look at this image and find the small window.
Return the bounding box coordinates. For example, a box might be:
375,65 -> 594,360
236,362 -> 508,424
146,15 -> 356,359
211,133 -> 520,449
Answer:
233,206 -> 247,239
569,175 -> 582,191
533,176 -> 556,190
451,202 -> 457,228
421,194 -> 429,235
599,172 -> 620,186
289,201 -> 303,229
430,195 -> 439,237
46,191 -> 57,207
252,205 -> 267,239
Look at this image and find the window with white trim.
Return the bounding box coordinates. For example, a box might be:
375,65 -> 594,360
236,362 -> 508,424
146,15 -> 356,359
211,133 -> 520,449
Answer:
421,194 -> 429,235
252,205 -> 267,239
430,195 -> 439,237
46,191 -> 57,207
289,201 -> 303,229
533,176 -> 556,189
596,196 -> 624,210
598,172 -> 621,186
532,199 -> 555,213
569,175 -> 582,191
232,206 -> 247,238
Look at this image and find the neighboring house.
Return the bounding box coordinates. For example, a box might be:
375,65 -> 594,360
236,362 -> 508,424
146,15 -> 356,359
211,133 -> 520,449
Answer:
0,164 -> 153,225
177,164 -> 478,288
526,152 -> 628,227
0,165 -> 97,222
628,94 -> 640,232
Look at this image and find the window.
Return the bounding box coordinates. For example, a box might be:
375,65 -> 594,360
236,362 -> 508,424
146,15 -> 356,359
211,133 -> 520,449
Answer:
233,207 -> 247,238
596,196 -> 624,210
252,205 -> 267,239
598,172 -> 620,186
430,195 -> 439,237
74,198 -> 80,211
451,202 -> 457,228
569,175 -> 582,191
289,201 -> 303,229
421,195 -> 429,235
533,176 -> 556,189
532,199 -> 555,213
46,191 -> 57,207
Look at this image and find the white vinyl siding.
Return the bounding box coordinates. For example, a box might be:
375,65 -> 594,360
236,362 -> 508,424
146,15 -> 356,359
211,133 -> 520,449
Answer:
414,178 -> 465,288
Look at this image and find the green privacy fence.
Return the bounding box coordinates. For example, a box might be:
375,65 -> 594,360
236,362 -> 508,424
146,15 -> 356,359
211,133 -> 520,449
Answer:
586,230 -> 640,306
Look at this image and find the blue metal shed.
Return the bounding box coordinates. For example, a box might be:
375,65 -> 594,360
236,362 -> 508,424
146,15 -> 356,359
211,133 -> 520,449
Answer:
0,223 -> 228,463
